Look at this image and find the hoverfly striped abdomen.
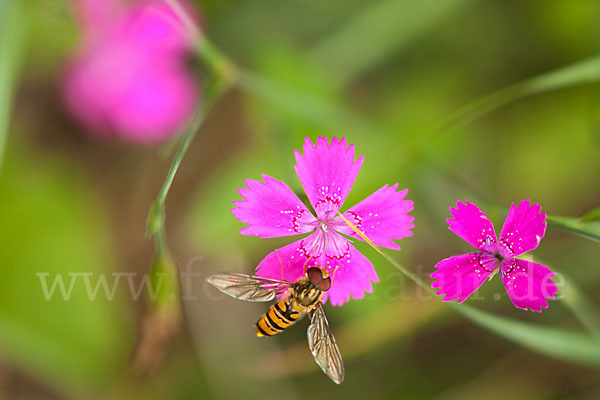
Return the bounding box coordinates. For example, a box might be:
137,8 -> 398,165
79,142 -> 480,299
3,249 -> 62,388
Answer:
255,295 -> 306,337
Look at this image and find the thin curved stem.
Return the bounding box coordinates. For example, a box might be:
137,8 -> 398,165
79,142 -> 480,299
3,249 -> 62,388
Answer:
147,77 -> 233,252
147,2 -> 239,254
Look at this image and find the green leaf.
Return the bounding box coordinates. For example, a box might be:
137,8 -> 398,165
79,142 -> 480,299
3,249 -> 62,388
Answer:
455,305 -> 600,367
547,215 -> 600,243
308,0 -> 473,88
0,143 -> 132,393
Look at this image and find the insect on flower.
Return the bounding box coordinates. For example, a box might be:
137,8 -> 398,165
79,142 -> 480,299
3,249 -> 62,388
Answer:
232,136 -> 414,306
207,260 -> 345,384
430,200 -> 558,312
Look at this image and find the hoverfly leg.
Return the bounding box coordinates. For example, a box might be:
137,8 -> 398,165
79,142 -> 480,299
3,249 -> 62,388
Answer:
275,248 -> 284,282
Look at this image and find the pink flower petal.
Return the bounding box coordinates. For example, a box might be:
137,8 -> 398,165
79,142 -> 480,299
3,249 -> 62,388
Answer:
322,243 -> 379,306
447,201 -> 497,251
232,174 -> 317,238
337,184 -> 414,250
294,137 -> 364,219
321,230 -> 351,272
499,199 -> 547,257
255,236 -> 323,283
117,1 -> 193,56
500,258 -> 557,312
430,253 -> 497,303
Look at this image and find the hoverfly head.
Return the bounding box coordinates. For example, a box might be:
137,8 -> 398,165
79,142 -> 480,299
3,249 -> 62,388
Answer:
307,267 -> 332,292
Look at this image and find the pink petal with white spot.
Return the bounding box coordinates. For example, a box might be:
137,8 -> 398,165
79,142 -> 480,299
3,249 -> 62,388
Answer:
294,137 -> 364,219
255,236 -> 323,283
499,200 -> 547,257
322,243 -> 379,306
430,253 -> 497,303
232,174 -> 317,238
337,184 -> 414,250
500,258 -> 557,312
447,201 -> 497,251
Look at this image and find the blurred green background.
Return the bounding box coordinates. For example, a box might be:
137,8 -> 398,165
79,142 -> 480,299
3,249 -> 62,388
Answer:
1,0 -> 600,399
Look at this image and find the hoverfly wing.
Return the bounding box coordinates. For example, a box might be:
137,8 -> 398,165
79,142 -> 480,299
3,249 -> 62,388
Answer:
207,273 -> 291,302
307,302 -> 345,384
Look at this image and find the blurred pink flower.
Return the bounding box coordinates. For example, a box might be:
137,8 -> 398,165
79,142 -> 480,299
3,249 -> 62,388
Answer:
232,137 -> 414,306
62,0 -> 198,143
431,200 -> 558,312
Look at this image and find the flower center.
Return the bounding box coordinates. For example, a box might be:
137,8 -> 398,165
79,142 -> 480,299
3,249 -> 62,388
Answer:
318,221 -> 329,233
494,252 -> 504,263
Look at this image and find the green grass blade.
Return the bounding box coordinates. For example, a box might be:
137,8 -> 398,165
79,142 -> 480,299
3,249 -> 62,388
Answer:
0,0 -> 25,174
547,215 -> 600,243
581,207 -> 600,222
560,273 -> 600,339
308,0 -> 472,88
455,305 -> 600,367
422,54 -> 600,140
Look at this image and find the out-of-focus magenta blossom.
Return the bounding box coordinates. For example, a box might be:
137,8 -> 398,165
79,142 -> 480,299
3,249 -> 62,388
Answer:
62,0 -> 198,143
431,200 -> 557,312
232,137 -> 414,306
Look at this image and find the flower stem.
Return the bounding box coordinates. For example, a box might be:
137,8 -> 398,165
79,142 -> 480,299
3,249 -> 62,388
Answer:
336,211 -> 432,293
147,77 -> 232,251
165,0 -> 238,83
147,2 -> 239,253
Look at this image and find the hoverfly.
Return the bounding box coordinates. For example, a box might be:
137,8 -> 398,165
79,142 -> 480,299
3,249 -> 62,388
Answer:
207,266 -> 345,384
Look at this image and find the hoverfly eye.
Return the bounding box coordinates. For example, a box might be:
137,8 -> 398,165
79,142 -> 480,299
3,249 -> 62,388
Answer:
318,277 -> 331,291
307,267 -> 323,286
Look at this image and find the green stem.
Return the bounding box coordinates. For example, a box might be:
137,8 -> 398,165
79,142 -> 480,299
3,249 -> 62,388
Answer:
165,0 -> 238,83
147,2 -> 239,253
147,78 -> 232,249
337,211 -> 432,293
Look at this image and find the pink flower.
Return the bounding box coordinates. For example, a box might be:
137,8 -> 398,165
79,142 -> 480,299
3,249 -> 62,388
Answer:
232,137 -> 414,306
62,0 -> 198,143
431,200 -> 558,312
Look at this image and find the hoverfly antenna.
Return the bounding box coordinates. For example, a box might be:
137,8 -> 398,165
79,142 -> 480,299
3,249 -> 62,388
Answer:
328,263 -> 343,281
302,245 -> 320,274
